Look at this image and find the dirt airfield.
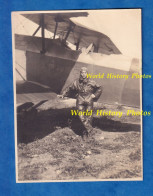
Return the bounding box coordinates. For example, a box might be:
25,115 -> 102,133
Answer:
17,105 -> 142,181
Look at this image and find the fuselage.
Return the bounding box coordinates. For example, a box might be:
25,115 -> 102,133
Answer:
15,34 -> 141,107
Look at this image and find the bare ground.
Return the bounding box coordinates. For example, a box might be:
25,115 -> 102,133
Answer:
17,109 -> 142,181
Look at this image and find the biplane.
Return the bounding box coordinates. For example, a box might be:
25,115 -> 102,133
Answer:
13,11 -> 141,114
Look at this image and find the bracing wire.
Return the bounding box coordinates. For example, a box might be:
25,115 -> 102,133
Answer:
15,68 -> 26,81
15,61 -> 26,71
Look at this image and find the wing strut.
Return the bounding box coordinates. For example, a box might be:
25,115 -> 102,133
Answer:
64,23 -> 74,42
32,25 -> 41,36
75,40 -> 80,50
53,20 -> 58,39
40,14 -> 46,54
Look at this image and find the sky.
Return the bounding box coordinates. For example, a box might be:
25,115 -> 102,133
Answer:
12,9 -> 141,59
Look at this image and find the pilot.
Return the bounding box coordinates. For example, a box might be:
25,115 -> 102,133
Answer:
58,67 -> 102,140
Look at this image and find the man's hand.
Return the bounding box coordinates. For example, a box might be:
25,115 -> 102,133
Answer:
91,94 -> 96,99
57,95 -> 64,99
84,94 -> 95,104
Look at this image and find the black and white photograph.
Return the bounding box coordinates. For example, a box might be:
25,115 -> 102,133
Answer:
12,9 -> 142,182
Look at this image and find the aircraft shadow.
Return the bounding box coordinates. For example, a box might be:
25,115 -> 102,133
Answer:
17,110 -> 141,144
92,117 -> 141,133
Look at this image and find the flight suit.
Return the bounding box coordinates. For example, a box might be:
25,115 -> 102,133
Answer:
62,77 -> 102,138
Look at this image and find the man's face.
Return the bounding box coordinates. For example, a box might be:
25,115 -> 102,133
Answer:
80,70 -> 87,79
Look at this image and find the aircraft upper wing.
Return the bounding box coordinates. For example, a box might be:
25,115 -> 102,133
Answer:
67,20 -> 121,54
22,13 -> 121,55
